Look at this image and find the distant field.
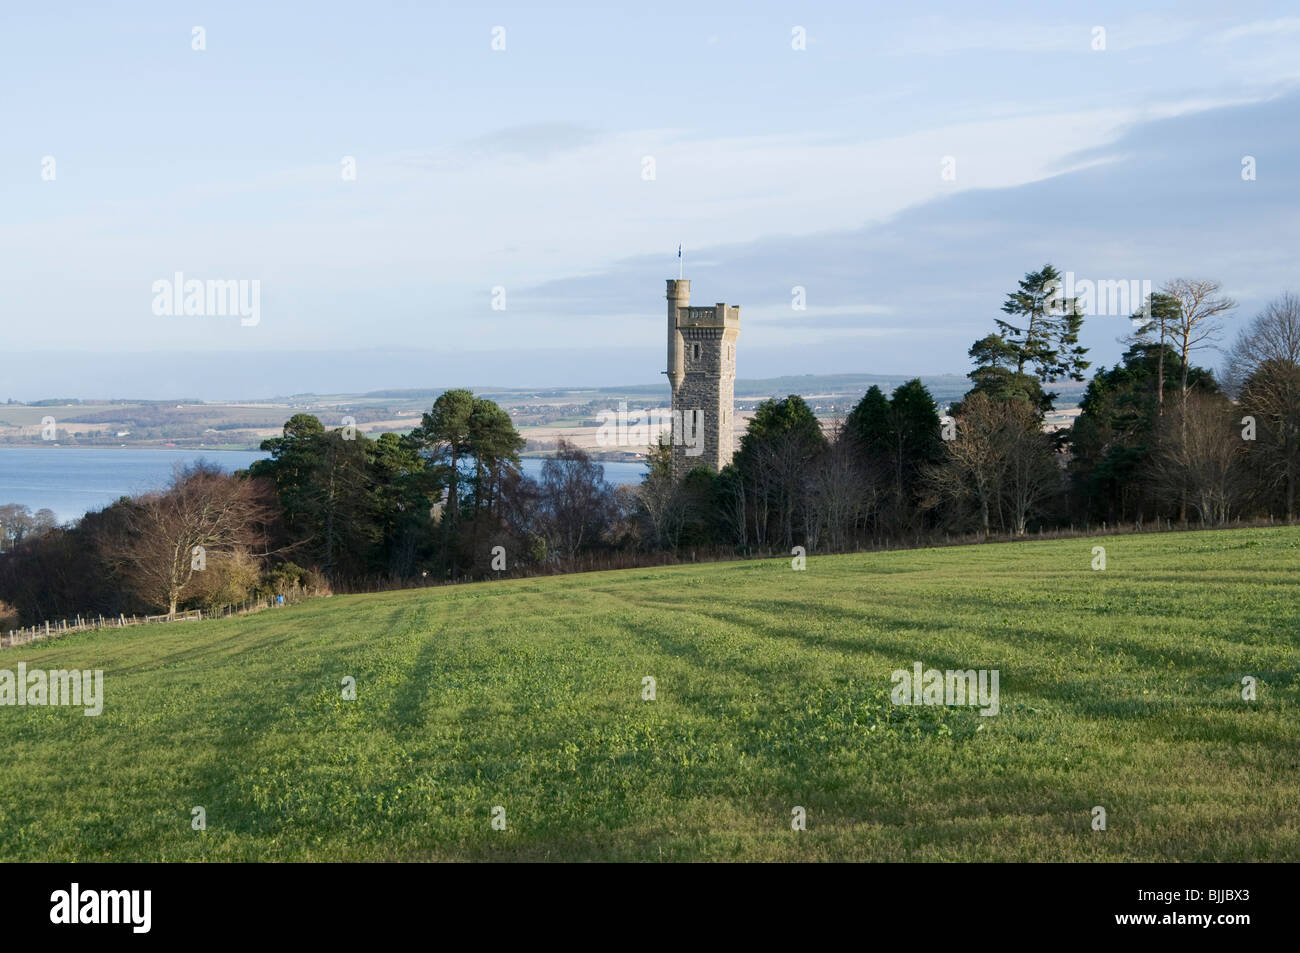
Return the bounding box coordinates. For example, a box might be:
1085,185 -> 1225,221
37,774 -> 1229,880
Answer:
0,376 -> 1088,454
2,528 -> 1296,861
0,404 -> 148,427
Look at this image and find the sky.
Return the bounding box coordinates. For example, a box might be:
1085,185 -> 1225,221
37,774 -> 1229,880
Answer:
3,1 -> 1299,400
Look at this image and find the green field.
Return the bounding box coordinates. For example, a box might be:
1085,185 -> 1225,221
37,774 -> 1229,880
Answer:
2,528 -> 1297,861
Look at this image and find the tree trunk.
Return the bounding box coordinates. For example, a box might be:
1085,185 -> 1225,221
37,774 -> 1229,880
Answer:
1287,465 -> 1295,523
1156,324 -> 1166,417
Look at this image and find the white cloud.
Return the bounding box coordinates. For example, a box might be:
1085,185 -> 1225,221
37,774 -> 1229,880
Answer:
1214,17 -> 1300,43
0,89 -> 1279,358
885,14 -> 1205,56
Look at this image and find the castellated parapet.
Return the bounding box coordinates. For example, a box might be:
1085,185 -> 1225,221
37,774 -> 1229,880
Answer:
665,279 -> 740,477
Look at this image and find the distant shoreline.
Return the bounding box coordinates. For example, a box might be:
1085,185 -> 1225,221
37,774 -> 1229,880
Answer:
0,446 -> 262,453
0,445 -> 645,463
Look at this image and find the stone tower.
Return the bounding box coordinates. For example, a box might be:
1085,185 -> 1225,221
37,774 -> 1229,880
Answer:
665,279 -> 740,476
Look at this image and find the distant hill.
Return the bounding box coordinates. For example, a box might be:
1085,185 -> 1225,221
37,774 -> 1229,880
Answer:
1,374 -> 1086,450
346,373 -> 1086,409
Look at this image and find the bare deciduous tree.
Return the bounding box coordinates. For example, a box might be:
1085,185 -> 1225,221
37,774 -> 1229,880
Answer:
761,431 -> 818,551
1227,292 -> 1300,519
1002,403 -> 1061,535
924,392 -> 1007,538
1162,278 -> 1237,402
1160,279 -> 1237,521
638,439 -> 690,549
0,504 -> 59,551
107,463 -> 271,617
923,394 -> 1057,538
806,424 -> 877,551
537,441 -> 614,559
1148,392 -> 1246,526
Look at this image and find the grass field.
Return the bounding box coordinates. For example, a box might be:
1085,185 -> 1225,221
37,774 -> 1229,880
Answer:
2,528 -> 1297,861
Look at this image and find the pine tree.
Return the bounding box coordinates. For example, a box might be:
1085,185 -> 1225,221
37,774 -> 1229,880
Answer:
994,264 -> 1090,410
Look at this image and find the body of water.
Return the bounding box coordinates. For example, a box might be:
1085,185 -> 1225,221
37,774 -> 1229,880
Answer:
0,448 -> 646,524
0,448 -> 268,524
526,458 -> 646,488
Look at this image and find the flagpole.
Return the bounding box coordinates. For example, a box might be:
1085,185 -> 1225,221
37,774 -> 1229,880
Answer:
678,243 -> 683,279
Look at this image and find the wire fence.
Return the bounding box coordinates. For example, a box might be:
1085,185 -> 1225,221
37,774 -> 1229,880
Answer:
0,592 -> 303,650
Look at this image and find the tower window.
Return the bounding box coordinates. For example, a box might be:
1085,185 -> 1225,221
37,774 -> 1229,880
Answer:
693,344 -> 700,360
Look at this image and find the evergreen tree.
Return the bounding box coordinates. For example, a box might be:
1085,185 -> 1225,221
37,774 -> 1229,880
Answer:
959,334 -> 1051,416
466,398 -> 526,518
408,390 -> 476,576
992,263 -> 1090,412
844,385 -> 891,451
408,390 -> 525,578
734,395 -> 827,548
1069,341 -> 1217,522
845,380 -> 942,528
251,413 -> 326,534
1125,291 -> 1181,418
371,432 -> 434,577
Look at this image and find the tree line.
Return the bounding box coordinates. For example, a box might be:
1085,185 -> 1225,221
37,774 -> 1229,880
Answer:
2,266 -> 1297,626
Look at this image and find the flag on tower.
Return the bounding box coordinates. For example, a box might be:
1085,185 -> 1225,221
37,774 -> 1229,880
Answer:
677,243 -> 683,278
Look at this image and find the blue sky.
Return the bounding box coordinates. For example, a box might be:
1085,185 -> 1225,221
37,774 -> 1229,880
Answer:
3,1 -> 1299,399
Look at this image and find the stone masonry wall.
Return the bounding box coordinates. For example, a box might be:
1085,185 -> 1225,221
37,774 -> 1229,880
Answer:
672,323 -> 738,477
